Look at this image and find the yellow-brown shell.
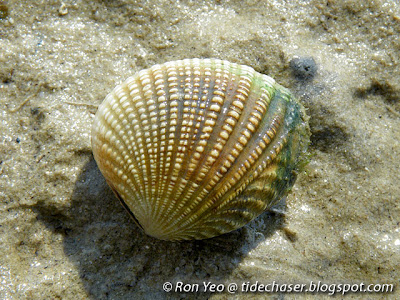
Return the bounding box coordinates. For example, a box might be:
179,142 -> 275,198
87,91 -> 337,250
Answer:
91,58 -> 310,241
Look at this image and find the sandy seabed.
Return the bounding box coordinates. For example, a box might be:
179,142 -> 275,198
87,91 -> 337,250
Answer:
1,0 -> 399,299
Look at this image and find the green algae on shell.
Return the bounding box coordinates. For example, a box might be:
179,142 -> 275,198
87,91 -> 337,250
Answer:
91,58 -> 310,241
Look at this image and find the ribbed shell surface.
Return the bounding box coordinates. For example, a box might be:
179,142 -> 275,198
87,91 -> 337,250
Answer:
91,58 -> 310,240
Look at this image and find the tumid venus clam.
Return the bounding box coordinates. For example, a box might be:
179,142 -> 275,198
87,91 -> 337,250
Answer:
91,58 -> 310,241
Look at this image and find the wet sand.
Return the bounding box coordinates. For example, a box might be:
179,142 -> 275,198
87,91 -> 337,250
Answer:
0,1 -> 399,299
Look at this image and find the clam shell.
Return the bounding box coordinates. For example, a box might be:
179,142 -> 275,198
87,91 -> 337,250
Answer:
91,58 -> 310,241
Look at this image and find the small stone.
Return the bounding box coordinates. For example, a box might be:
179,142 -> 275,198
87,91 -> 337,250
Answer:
290,56 -> 318,81
58,3 -> 68,16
